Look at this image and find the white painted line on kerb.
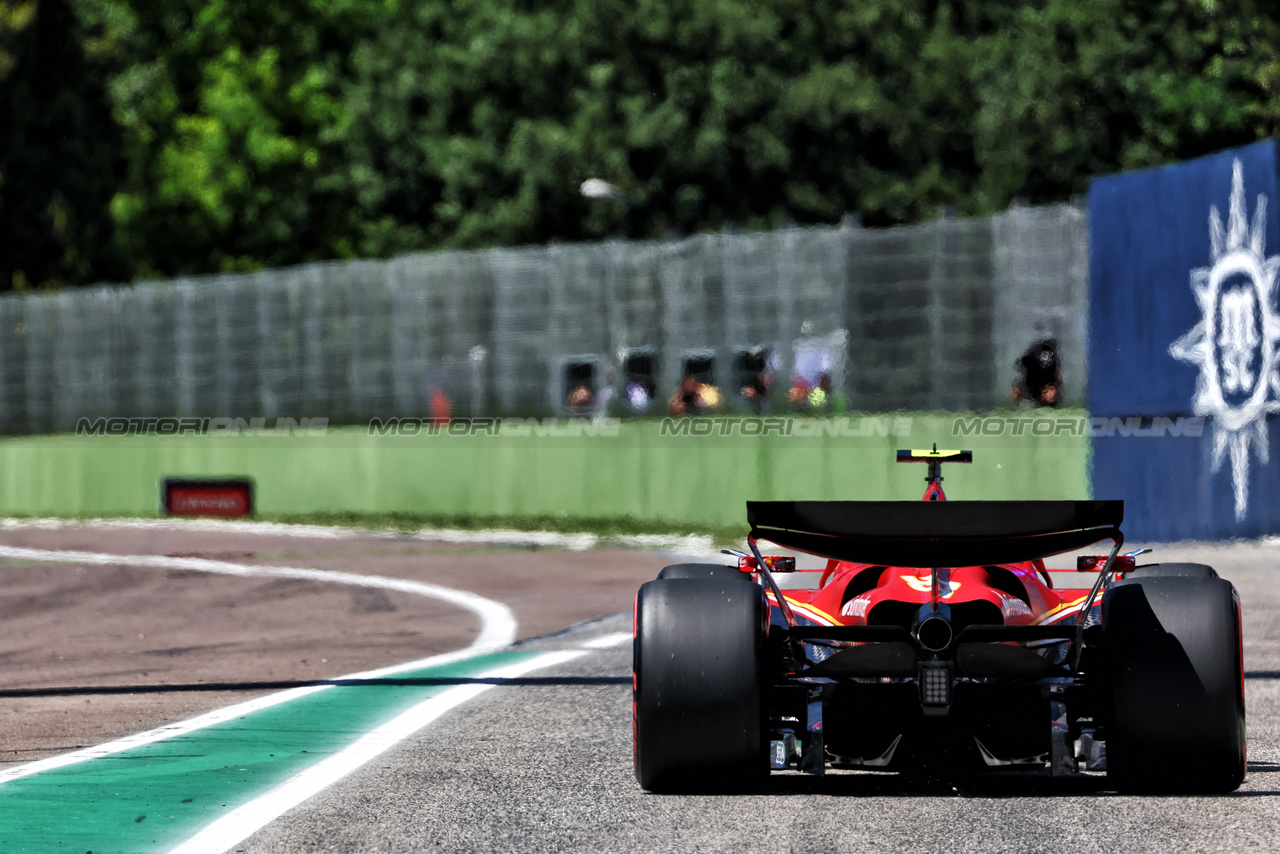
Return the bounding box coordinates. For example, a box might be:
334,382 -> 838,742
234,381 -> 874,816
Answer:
0,542 -> 630,852
0,545 -> 514,649
0,545 -> 517,785
0,516 -> 720,555
167,649 -> 587,854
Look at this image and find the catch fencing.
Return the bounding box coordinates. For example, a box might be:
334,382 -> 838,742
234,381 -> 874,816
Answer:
0,203 -> 1088,434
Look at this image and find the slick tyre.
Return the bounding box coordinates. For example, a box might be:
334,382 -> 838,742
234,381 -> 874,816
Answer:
1129,562 -> 1218,579
1102,575 -> 1245,793
633,577 -> 767,793
656,563 -> 742,581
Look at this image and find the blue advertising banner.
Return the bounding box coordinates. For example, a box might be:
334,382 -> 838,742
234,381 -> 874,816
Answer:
1089,139 -> 1280,540
1089,138 -> 1280,416
1092,419 -> 1280,541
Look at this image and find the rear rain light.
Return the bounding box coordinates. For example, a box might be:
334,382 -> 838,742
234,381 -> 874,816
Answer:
1077,554 -> 1136,573
737,555 -> 797,573
919,663 -> 952,707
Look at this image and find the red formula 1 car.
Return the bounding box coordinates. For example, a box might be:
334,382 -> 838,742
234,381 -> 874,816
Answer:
633,448 -> 1246,792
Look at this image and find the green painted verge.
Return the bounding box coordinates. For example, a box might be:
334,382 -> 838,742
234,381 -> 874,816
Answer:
0,651 -> 531,854
0,413 -> 1090,528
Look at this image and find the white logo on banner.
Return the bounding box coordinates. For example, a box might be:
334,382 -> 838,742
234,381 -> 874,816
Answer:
1170,158 -> 1280,521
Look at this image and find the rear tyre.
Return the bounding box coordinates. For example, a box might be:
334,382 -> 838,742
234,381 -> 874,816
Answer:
656,563 -> 741,581
633,577 -> 767,793
1102,574 -> 1245,793
1129,562 -> 1218,579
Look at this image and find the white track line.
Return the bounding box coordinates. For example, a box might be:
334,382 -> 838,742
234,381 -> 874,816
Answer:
581,631 -> 632,649
167,649 -> 587,854
0,546 -> 514,652
0,545 -> 517,784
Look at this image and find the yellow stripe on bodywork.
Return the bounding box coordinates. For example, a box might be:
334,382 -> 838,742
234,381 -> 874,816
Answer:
1033,593 -> 1096,625
766,592 -> 839,627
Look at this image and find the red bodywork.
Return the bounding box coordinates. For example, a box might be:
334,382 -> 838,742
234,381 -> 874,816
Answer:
751,451 -> 1103,641
773,558 -> 1094,634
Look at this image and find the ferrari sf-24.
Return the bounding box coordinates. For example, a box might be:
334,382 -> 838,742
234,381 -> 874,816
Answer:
633,448 -> 1246,792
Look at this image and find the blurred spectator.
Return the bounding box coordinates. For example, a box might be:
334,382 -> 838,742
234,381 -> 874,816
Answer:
791,340 -> 834,411
733,347 -> 772,414
698,382 -> 722,410
807,373 -> 832,411
670,376 -> 701,415
622,351 -> 658,414
1012,339 -> 1063,408
788,376 -> 810,407
567,384 -> 594,410
594,366 -> 615,421
429,387 -> 452,425
739,369 -> 770,413
626,381 -> 652,412
668,376 -> 722,415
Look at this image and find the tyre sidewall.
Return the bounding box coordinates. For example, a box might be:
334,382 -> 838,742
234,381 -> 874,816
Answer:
1102,575 -> 1245,792
634,577 -> 767,791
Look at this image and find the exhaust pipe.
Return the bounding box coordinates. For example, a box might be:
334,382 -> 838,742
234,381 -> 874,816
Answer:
916,616 -> 953,652
913,604 -> 953,652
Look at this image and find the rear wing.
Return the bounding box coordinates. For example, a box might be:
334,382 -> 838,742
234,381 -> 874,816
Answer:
746,500 -> 1124,567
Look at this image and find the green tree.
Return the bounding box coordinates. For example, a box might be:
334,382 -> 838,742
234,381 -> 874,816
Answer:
9,0 -> 1277,286
337,0 -> 1278,248
0,0 -> 123,289
337,0 -> 990,249
971,0 -> 1271,209
83,0 -> 393,277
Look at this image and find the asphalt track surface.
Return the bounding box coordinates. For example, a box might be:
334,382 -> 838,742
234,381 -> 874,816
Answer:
246,542 -> 1280,854
1,530 -> 1278,852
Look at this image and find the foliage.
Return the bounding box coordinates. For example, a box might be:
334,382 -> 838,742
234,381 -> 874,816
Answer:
971,0 -> 1276,209
0,0 -> 123,289
2,0 -> 1279,286
324,0 -> 1280,249
71,0 -> 395,277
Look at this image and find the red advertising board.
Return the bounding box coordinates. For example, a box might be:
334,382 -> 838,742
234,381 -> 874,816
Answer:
162,479 -> 254,517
